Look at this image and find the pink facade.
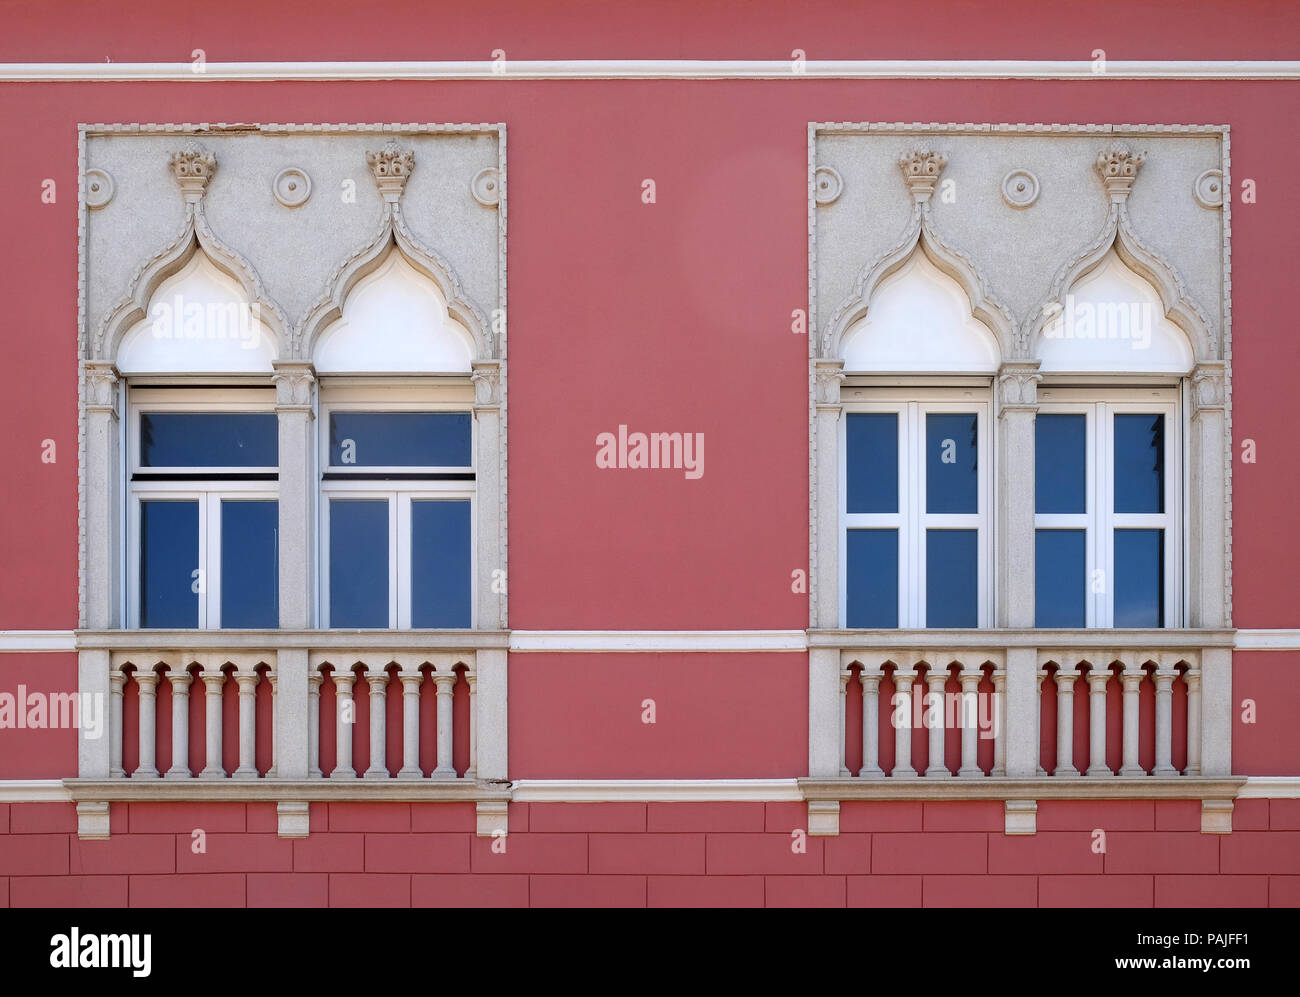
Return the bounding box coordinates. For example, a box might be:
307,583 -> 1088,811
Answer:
0,0 -> 1298,909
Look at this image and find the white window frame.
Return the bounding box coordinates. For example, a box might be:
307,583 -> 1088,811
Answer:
1036,386 -> 1182,629
125,387 -> 279,629
317,387 -> 477,630
839,388 -> 993,629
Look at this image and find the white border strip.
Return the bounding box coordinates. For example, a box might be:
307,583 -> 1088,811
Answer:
4,629 -> 1300,653
1236,777 -> 1300,799
509,630 -> 806,652
1,60 -> 1298,82
511,779 -> 803,802
0,779 -> 72,802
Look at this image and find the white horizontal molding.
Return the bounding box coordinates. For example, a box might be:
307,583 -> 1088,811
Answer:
1,60 -> 1299,82
509,630 -> 807,653
511,779 -> 803,802
1234,630 -> 1300,650
0,779 -> 72,802
0,631 -> 76,652
1236,777 -> 1300,799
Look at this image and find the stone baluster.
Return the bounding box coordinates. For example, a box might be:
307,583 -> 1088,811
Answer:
165,666 -> 192,779
1152,657 -> 1180,776
233,667 -> 260,779
991,666 -> 1006,777
838,669 -> 851,777
134,667 -> 160,779
364,668 -> 390,779
1086,664 -> 1112,777
859,663 -> 884,778
308,669 -> 323,778
892,661 -> 917,779
924,666 -> 950,778
1035,669 -> 1048,776
1054,664 -> 1081,777
432,672 -> 457,779
1185,666 -> 1202,777
331,668 -> 357,779
1119,660 -> 1145,776
200,667 -> 225,779
398,666 -> 423,779
958,664 -> 983,778
109,667 -> 126,778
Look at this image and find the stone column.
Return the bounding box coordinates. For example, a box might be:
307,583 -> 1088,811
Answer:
307,668 -> 323,778
272,363 -> 316,629
331,669 -> 357,779
1086,666 -> 1112,776
812,360 -> 845,629
1199,646 -> 1232,777
233,668 -> 260,779
1152,657 -> 1180,776
1004,647 -> 1039,778
1119,662 -> 1145,776
472,361 -> 505,630
134,668 -> 160,779
1189,363 -> 1227,629
364,669 -> 389,779
398,667 -> 423,779
166,667 -> 192,779
958,666 -> 983,778
924,667 -> 950,778
892,663 -> 917,779
274,649 -> 308,780
83,363 -> 121,630
474,648 -> 508,782
1054,666 -> 1081,777
432,673 -> 457,779
200,668 -> 225,779
859,664 -> 884,778
997,363 -> 1040,628
808,647 -> 841,779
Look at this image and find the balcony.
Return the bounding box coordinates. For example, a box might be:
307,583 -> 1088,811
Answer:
802,629 -> 1243,835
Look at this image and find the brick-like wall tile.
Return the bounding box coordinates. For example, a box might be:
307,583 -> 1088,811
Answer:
1154,875 -> 1268,907
363,833 -> 470,874
529,874 -> 645,908
413,874 -> 529,907
71,834 -> 174,875
923,875 -> 1036,907
128,802 -> 245,834
176,832 -> 292,874
328,873 -> 410,907
872,833 -> 986,875
129,873 -> 245,907
1104,832 -> 1219,874
248,873 -> 328,907
1036,800 -> 1154,832
1039,874 -> 1153,907
470,833 -> 587,874
647,875 -> 764,907
1154,800 -> 1202,831
847,875 -> 923,907
410,803 -> 476,832
1220,831 -> 1300,875
705,833 -> 824,875
294,833 -> 365,873
922,801 -> 1003,831
528,802 -> 647,833
763,801 -> 807,832
589,833 -> 705,875
1269,876 -> 1300,907
328,802 -> 411,832
989,831 -> 1104,875
647,802 -> 765,833
824,834 -> 872,874
840,801 -> 922,832
11,875 -> 128,907
8,802 -> 76,833
765,875 -> 846,907
0,835 -> 68,876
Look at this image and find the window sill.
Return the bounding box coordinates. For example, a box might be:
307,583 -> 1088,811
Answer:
808,628 -> 1235,649
75,628 -> 510,650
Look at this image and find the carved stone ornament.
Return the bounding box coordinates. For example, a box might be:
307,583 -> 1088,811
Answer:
1193,169 -> 1224,209
814,166 -> 843,205
273,167 -> 312,208
85,168 -> 114,209
1001,169 -> 1039,209
1192,363 -> 1226,415
272,364 -> 316,408
814,361 -> 846,405
998,364 -> 1042,408
1094,146 -> 1146,202
897,149 -> 947,201
470,167 -> 501,207
366,142 -> 416,202
83,363 -> 119,412
169,143 -> 217,202
471,362 -> 502,405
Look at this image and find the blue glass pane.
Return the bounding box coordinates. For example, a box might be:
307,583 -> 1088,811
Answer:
926,413 -> 978,514
411,501 -> 472,628
846,529 -> 898,628
1036,530 -> 1086,628
1036,414 -> 1086,514
1115,529 -> 1164,628
139,413 -> 277,467
845,413 -> 898,514
329,500 -> 389,627
221,501 -> 278,629
329,413 -> 472,467
140,500 -> 198,628
926,529 -> 978,628
1114,414 -> 1164,513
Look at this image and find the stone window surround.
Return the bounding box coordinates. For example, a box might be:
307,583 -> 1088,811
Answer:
74,124 -> 510,834
808,122 -> 1232,635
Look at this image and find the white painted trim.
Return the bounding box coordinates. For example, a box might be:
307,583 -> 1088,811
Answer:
0,779 -> 73,802
2,61 -> 1299,82
0,631 -> 77,652
1238,777 -> 1300,798
1234,630 -> 1300,650
511,779 -> 803,802
507,631 -> 807,652
7,629 -> 1300,654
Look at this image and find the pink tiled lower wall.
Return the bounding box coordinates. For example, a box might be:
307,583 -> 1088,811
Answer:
2,799 -> 1298,908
